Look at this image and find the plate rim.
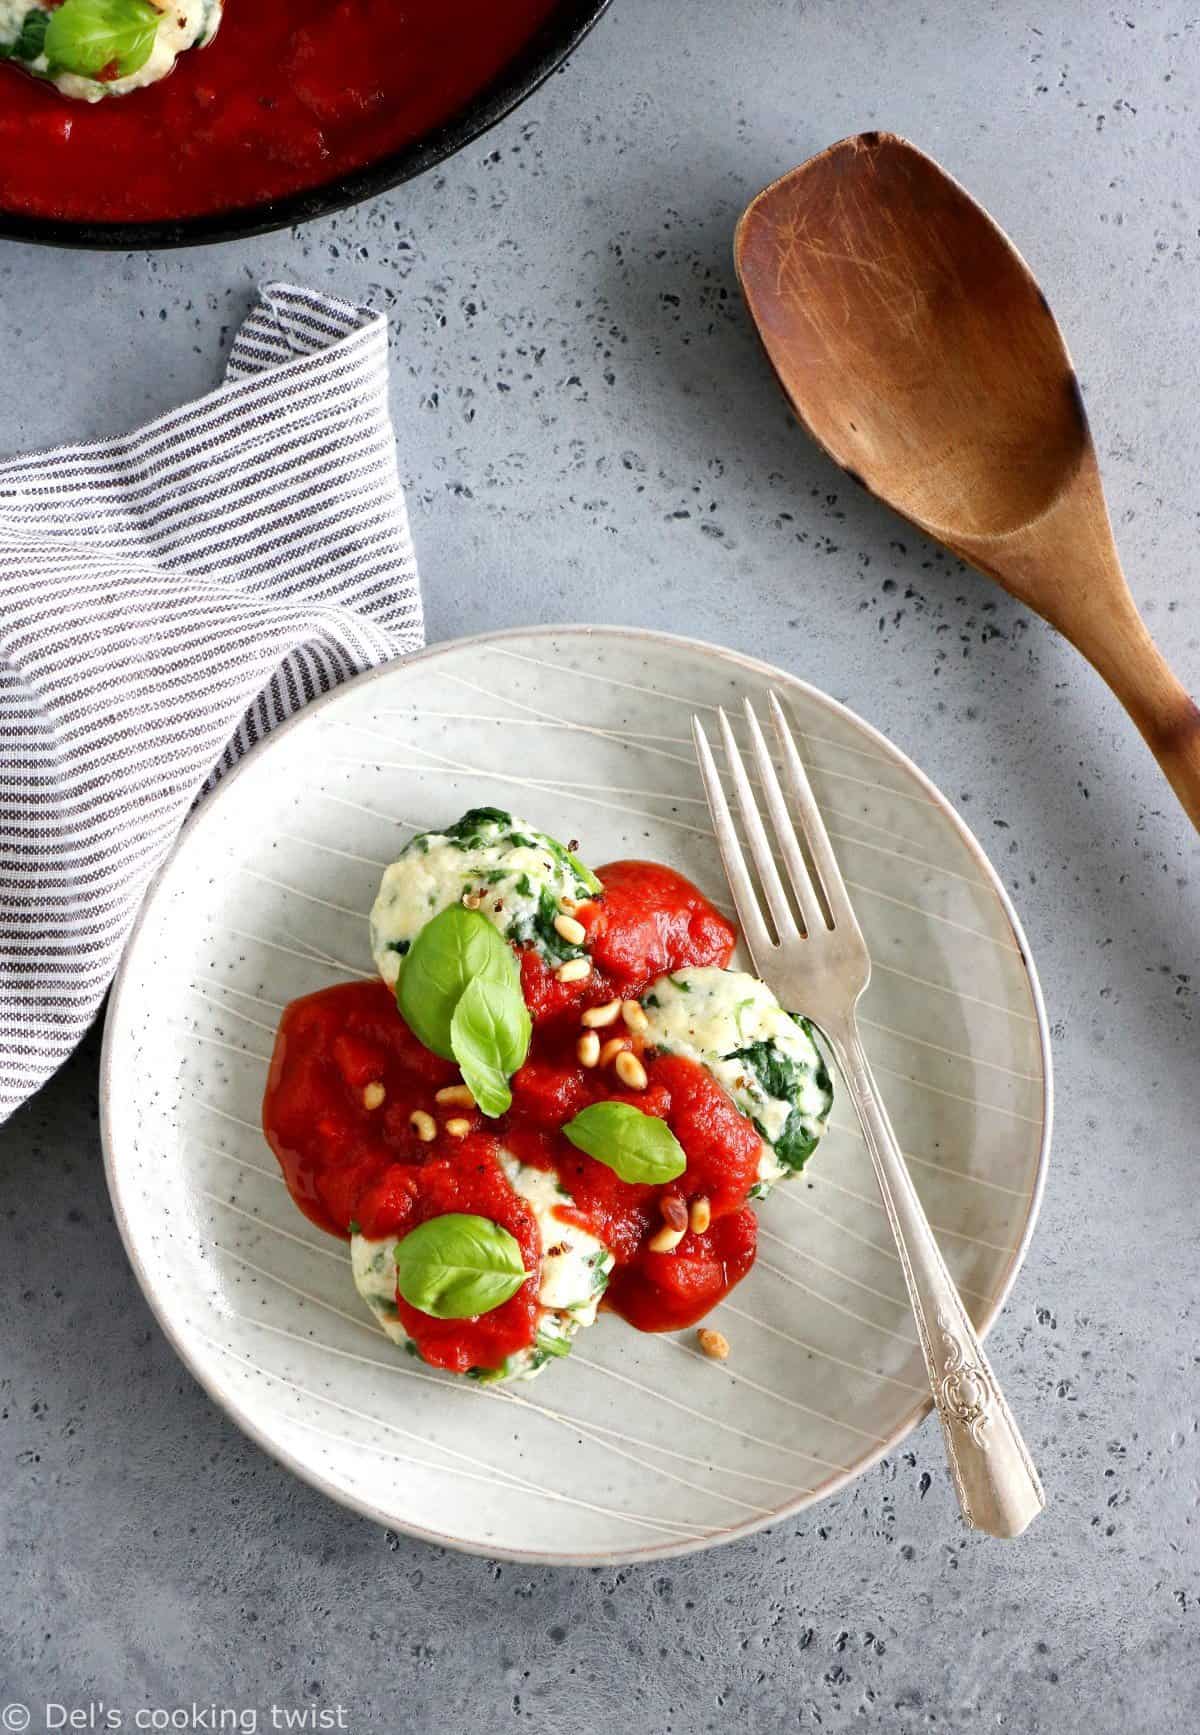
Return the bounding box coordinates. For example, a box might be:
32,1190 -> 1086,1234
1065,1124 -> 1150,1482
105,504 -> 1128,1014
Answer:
100,622 -> 1054,1564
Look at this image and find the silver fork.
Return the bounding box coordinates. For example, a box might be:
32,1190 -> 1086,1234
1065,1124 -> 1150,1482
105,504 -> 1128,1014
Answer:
693,693 -> 1044,1539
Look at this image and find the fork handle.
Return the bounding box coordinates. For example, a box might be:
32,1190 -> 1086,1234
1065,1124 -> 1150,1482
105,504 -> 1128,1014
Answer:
824,1018 -> 1045,1538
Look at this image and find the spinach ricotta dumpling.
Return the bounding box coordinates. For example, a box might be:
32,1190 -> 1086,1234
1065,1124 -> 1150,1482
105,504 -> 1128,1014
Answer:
640,966 -> 833,1194
268,806 -> 840,1386
370,807 -> 602,988
0,0 -> 221,101
351,1150 -> 614,1383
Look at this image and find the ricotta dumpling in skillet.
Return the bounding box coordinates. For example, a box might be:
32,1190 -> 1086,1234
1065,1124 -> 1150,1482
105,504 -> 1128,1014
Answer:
370,807 -> 602,988
0,0 -> 221,100
639,966 -> 833,1195
351,1150 -> 615,1383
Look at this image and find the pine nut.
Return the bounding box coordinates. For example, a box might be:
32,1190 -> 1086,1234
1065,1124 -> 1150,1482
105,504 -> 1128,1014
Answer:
444,1117 -> 472,1138
409,1110 -> 437,1142
581,999 -> 621,1029
697,1328 -> 729,1360
689,1195 -> 711,1235
614,1050 -> 648,1090
362,1081 -> 385,1111
576,1031 -> 601,1068
556,956 -> 592,983
553,912 -> 587,946
461,891 -> 482,910
435,1084 -> 476,1108
647,1224 -> 685,1253
660,1194 -> 688,1233
598,1036 -> 630,1068
558,894 -> 580,915
621,999 -> 649,1033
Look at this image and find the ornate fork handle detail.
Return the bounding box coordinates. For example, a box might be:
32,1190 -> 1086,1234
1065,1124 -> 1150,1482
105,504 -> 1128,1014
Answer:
826,1018 -> 1045,1539
935,1311 -> 995,1450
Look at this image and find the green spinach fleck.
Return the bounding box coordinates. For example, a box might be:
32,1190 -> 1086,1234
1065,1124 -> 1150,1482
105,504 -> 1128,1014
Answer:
466,1361 -> 513,1384
3,7 -> 50,59
535,1330 -> 573,1360
511,884 -> 584,963
724,1038 -> 832,1173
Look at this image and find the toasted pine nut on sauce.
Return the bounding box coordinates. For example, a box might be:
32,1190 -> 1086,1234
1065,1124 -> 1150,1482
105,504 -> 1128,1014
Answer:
576,1031 -> 601,1068
553,912 -> 587,947
647,1223 -> 685,1253
660,1194 -> 688,1233
444,1117 -> 472,1138
556,956 -> 591,983
581,999 -> 621,1029
409,1109 -> 437,1142
558,894 -> 580,915
598,1035 -> 630,1068
689,1195 -> 711,1235
621,999 -> 648,1032
435,1084 -> 476,1108
614,1050 -> 648,1091
361,1081 -> 386,1110
697,1328 -> 729,1360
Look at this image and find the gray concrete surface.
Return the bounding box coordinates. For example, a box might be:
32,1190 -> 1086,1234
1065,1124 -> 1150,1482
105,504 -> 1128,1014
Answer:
2,1 -> 1198,1729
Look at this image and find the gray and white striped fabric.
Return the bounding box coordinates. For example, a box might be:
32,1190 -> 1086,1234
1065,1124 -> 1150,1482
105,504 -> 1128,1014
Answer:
0,282 -> 424,1123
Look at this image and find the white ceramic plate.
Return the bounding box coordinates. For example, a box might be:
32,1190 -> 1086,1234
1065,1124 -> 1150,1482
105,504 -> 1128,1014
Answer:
101,627 -> 1051,1563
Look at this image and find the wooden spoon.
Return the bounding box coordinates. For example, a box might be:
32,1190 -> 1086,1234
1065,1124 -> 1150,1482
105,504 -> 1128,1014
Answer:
735,132 -> 1200,829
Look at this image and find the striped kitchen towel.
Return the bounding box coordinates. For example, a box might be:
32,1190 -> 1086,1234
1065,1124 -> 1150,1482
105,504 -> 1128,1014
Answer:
0,282 -> 424,1124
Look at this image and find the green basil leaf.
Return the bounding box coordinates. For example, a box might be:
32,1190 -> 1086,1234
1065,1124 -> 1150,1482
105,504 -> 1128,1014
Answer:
394,1213 -> 528,1319
450,972 -> 531,1118
398,904 -> 518,1060
562,1101 -> 686,1186
44,0 -> 160,77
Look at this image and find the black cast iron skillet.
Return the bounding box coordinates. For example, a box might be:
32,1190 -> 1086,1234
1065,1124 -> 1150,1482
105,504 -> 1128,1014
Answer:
0,0 -> 612,250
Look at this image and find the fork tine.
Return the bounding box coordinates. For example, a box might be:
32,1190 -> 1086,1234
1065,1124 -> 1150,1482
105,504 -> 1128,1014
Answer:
715,708 -> 799,944
741,698 -> 824,933
691,716 -> 773,967
767,691 -> 863,938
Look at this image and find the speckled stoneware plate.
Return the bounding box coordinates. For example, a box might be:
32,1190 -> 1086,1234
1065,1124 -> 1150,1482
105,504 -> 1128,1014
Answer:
101,626 -> 1051,1563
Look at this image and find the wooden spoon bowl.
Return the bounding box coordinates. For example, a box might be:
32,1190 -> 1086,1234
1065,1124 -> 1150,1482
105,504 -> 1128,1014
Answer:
736,132 -> 1200,828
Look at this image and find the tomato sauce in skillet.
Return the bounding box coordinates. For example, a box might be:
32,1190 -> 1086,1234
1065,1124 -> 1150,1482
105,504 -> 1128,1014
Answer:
0,0 -> 560,224
262,860 -> 764,1373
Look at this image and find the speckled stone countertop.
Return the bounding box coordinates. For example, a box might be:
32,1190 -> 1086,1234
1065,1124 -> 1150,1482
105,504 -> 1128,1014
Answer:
2,3 -> 1197,1730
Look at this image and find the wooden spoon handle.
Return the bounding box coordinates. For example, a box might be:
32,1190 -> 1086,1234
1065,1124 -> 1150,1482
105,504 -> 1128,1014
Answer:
961,456 -> 1200,833
1110,641 -> 1200,830
1071,601 -> 1200,831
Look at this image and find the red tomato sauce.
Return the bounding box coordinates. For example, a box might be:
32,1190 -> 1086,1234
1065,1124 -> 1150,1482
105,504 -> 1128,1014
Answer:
0,0 -> 560,224
356,1139 -> 543,1374
262,860 -> 762,1373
